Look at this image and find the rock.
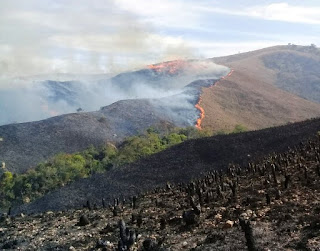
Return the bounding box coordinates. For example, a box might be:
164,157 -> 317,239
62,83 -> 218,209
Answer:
182,241 -> 188,247
69,246 -> 76,251
223,220 -> 234,228
106,241 -> 113,249
240,209 -> 254,220
246,209 -> 253,216
214,213 -> 222,221
219,207 -> 227,212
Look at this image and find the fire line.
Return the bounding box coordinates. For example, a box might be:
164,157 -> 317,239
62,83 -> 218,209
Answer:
195,69 -> 234,130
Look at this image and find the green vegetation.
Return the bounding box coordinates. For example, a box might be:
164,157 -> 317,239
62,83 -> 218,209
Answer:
0,125 -> 247,210
232,124 -> 248,134
0,127 -> 212,209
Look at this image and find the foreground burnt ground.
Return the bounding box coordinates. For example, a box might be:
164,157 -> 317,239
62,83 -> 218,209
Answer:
1,134 -> 320,250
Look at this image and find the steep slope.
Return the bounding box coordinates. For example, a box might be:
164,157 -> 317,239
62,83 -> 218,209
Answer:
0,78 -> 219,173
0,60 -> 227,173
12,118 -> 320,214
2,45 -> 320,173
0,100 -> 174,174
202,45 -> 320,132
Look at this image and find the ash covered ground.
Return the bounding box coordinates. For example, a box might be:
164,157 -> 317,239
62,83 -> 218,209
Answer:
2,122 -> 320,250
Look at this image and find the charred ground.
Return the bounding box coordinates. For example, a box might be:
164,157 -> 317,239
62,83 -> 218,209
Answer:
1,120 -> 320,250
11,117 -> 320,215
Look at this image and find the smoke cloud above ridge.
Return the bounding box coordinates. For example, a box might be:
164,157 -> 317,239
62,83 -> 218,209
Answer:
0,61 -> 229,126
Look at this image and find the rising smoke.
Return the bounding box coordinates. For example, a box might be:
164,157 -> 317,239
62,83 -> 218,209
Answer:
0,61 -> 229,125
0,0 -> 229,126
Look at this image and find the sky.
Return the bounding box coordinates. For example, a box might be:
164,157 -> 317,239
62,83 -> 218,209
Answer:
1,0 -> 320,78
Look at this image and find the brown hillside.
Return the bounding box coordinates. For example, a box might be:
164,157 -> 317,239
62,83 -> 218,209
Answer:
202,45 -> 320,132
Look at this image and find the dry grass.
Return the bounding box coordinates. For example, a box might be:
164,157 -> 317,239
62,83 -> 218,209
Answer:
202,46 -> 320,132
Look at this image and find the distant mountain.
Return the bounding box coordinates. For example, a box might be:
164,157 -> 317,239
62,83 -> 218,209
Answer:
1,45 -> 320,174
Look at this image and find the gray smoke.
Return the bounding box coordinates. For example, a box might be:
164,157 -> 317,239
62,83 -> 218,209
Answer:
0,0 -> 230,126
0,61 -> 229,125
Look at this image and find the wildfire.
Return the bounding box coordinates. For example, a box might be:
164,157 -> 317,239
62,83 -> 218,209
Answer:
195,97 -> 205,129
221,69 -> 234,79
147,59 -> 212,75
195,69 -> 234,130
147,60 -> 188,75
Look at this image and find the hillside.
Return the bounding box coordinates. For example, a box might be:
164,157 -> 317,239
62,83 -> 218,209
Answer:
0,76 -> 220,174
1,45 -> 320,174
11,118 -> 320,214
2,121 -> 320,250
0,61 -> 225,173
202,45 -> 320,132
0,100 -> 181,174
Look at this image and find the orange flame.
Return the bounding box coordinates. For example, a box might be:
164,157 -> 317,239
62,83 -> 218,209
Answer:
195,96 -> 205,129
147,60 -> 188,74
195,69 -> 234,130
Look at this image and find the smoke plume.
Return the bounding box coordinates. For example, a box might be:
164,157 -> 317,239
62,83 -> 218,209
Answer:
0,0 -> 230,126
0,61 -> 229,125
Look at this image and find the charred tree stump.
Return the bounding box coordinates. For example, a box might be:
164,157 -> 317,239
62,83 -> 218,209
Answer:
239,218 -> 257,251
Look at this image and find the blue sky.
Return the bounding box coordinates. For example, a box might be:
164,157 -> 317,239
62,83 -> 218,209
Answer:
0,0 -> 319,77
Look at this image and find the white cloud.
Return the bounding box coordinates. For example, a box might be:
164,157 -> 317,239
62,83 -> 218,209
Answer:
188,41 -> 281,58
201,2 -> 320,25
0,0 -> 200,77
114,0 -> 206,30
247,3 -> 320,24
115,1 -> 320,28
0,0 -> 319,78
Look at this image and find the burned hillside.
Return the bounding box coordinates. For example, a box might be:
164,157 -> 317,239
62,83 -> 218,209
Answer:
1,127 -> 320,250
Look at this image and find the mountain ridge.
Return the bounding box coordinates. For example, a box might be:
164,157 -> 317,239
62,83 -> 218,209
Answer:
1,45 -> 320,174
